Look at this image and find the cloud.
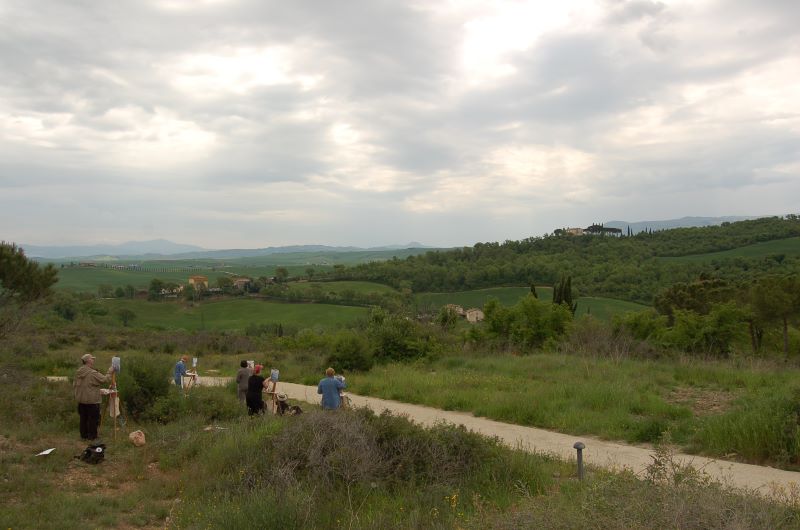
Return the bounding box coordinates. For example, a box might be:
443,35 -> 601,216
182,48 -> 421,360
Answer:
0,0 -> 798,247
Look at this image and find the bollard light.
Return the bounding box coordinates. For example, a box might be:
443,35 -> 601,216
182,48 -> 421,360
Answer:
573,441 -> 586,480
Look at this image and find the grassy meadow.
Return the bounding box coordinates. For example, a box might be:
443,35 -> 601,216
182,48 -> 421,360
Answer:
286,280 -> 398,295
349,353 -> 800,466
54,266 -> 305,292
2,348 -> 799,529
89,298 -> 369,331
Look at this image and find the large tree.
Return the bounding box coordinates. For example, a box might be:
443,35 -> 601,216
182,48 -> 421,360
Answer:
0,242 -> 58,337
275,267 -> 289,283
750,275 -> 800,356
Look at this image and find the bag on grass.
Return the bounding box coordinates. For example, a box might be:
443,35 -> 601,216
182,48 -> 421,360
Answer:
77,443 -> 106,464
129,430 -> 146,447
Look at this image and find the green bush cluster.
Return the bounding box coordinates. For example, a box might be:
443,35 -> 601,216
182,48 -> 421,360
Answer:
367,309 -> 442,363
477,295 -> 573,350
326,330 -> 373,371
145,386 -> 244,424
614,304 -> 750,357
118,355 -> 172,419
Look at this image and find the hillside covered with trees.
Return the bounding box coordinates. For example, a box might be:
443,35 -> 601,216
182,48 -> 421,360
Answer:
332,216 -> 800,303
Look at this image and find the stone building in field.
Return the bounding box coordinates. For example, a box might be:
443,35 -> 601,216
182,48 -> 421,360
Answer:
465,308 -> 485,323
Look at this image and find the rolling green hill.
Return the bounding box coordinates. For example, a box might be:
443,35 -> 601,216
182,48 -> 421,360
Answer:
339,217 -> 800,304
659,237 -> 800,263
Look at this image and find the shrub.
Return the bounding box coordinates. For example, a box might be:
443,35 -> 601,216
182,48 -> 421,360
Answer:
483,296 -> 573,350
118,355 -> 172,419
270,409 -> 507,489
368,311 -> 440,363
52,292 -> 79,321
145,386 -> 244,424
327,330 -> 373,372
613,309 -> 668,342
561,316 -> 659,360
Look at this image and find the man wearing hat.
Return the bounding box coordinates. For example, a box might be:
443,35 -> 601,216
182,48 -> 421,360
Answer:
74,353 -> 113,440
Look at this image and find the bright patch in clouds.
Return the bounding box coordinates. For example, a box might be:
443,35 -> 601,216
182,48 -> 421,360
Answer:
459,0 -> 602,83
167,47 -> 322,96
98,107 -> 217,169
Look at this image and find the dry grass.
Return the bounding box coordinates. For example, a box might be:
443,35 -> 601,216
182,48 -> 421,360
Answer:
667,387 -> 737,416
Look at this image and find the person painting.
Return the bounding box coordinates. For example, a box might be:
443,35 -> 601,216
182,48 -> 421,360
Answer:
74,353 -> 113,440
236,360 -> 251,403
174,355 -> 188,388
246,364 -> 269,415
317,367 -> 346,410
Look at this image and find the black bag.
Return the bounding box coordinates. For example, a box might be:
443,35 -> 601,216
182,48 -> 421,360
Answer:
77,443 -> 106,464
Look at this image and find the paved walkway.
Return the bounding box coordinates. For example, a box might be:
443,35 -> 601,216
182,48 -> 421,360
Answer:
47,375 -> 800,495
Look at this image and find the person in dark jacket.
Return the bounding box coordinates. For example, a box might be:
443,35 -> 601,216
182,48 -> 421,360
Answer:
236,360 -> 252,403
174,355 -> 188,387
246,364 -> 268,415
74,353 -> 113,440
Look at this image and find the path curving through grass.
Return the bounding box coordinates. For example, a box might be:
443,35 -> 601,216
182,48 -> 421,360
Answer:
197,377 -> 800,498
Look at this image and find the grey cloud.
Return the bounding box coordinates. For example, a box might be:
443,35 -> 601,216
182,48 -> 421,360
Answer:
605,0 -> 666,24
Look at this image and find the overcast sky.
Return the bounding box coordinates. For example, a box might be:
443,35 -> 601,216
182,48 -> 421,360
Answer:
1,0 -> 798,248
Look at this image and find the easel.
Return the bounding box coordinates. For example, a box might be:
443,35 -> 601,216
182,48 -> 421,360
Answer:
109,372 -> 118,442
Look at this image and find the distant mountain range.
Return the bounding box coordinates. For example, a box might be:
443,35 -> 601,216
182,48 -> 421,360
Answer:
21,239 -> 431,260
604,216 -> 762,234
20,239 -> 206,259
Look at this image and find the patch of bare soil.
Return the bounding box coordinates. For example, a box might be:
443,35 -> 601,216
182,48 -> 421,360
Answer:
667,387 -> 737,416
62,461 -> 111,489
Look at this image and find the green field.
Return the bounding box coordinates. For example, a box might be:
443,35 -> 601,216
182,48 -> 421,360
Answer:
415,286 -> 647,320
287,280 -> 397,295
54,266 -> 312,292
91,298 -> 368,331
416,286 -> 540,309
660,237 -> 800,263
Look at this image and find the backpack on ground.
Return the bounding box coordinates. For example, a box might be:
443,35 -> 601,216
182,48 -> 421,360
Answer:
76,443 -> 106,464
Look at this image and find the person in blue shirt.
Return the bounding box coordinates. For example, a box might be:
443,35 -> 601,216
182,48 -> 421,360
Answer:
317,367 -> 346,410
174,355 -> 188,387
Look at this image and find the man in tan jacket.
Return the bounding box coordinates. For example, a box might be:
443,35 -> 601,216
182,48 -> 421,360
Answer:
74,353 -> 112,440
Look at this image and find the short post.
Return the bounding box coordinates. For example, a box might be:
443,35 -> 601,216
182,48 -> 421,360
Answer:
573,441 -> 585,480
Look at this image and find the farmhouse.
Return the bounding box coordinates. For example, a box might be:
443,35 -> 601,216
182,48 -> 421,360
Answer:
465,308 -> 485,323
189,275 -> 209,289
566,227 -> 584,236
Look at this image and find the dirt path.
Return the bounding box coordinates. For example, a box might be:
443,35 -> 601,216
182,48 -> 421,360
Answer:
50,376 -> 799,495
271,380 -> 800,496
